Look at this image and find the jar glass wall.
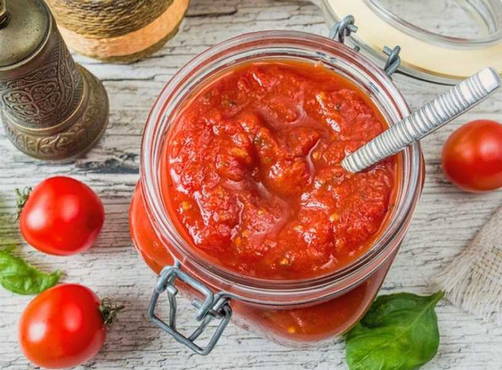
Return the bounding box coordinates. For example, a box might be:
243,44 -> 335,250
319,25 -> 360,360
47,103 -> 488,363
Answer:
130,31 -> 424,348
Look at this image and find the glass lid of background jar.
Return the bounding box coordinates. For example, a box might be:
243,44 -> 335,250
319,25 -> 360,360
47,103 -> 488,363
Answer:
315,0 -> 502,85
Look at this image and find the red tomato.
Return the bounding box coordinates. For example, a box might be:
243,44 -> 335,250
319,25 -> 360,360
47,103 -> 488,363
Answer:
19,284 -> 106,369
442,120 -> 502,192
20,176 -> 105,255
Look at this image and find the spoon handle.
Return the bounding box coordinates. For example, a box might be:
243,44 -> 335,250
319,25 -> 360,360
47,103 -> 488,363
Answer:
341,67 -> 501,173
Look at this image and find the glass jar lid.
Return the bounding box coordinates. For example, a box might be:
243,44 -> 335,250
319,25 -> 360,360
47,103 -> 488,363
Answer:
318,0 -> 502,85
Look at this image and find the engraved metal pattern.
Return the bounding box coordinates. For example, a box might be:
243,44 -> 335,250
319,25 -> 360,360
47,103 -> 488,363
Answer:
3,66 -> 108,160
342,67 -> 501,173
0,0 -> 8,29
0,31 -> 82,129
0,0 -> 109,160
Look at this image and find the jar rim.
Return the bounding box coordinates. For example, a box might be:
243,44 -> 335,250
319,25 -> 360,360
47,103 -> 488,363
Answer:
319,0 -> 502,84
140,30 -> 424,303
365,0 -> 502,46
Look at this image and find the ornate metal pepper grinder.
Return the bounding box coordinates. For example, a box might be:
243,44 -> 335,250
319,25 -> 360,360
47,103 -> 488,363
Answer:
0,0 -> 109,160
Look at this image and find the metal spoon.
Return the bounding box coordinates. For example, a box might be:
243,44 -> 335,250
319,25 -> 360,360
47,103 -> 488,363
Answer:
341,67 -> 501,173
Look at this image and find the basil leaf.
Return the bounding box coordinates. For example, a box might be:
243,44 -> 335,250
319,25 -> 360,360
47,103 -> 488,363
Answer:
345,291 -> 443,370
0,248 -> 61,295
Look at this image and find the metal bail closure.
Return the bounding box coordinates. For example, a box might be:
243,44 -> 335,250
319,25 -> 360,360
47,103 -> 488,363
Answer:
383,45 -> 401,77
329,15 -> 402,77
148,262 -> 232,355
330,14 -> 358,44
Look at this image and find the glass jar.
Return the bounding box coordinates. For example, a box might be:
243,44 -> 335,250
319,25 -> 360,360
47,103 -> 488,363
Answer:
129,30 -> 424,354
315,0 -> 502,86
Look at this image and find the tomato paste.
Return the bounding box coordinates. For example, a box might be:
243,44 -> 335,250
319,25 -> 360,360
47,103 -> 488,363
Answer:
162,60 -> 397,280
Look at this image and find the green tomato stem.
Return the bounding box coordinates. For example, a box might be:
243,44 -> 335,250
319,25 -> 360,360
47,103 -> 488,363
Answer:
99,298 -> 125,326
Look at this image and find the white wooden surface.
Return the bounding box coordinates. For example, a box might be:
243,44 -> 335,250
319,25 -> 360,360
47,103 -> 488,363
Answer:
1,1 -> 501,369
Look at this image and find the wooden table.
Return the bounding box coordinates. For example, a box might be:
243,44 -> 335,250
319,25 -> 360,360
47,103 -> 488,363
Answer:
1,1 -> 501,369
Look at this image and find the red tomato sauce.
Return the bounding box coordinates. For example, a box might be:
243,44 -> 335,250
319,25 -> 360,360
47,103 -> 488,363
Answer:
162,60 -> 397,280
130,185 -> 394,342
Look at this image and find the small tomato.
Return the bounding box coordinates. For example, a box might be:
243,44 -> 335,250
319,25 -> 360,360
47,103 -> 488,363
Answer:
18,284 -> 122,369
442,120 -> 502,192
19,176 -> 105,255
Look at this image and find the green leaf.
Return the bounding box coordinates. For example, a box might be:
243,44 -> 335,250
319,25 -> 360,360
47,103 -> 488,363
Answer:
0,248 -> 61,295
345,291 -> 444,370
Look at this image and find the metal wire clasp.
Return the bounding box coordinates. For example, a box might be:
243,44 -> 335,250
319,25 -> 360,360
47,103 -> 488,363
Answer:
148,262 -> 232,355
330,15 -> 402,77
330,15 -> 358,44
383,46 -> 401,76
